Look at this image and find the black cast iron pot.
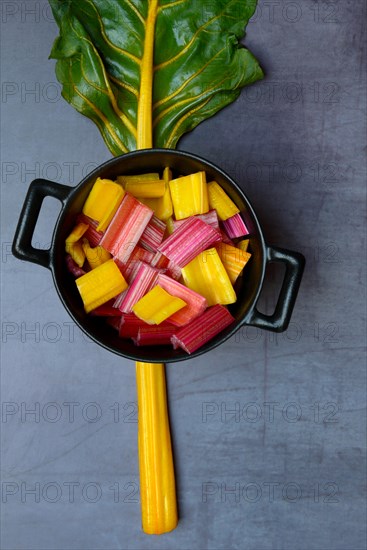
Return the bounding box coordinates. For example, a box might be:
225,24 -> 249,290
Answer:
12,149 -> 305,362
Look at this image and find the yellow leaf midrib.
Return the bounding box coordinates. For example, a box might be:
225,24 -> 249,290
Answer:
136,0 -> 159,149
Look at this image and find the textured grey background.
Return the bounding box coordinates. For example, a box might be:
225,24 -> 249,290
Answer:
1,1 -> 366,549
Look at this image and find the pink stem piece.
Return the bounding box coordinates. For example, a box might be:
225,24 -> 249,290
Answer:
77,213 -> 104,247
100,193 -> 153,263
157,217 -> 221,268
166,260 -> 182,281
65,254 -> 86,278
222,213 -> 249,239
89,301 -> 122,317
133,325 -> 177,346
150,253 -> 180,280
151,251 -> 169,269
118,246 -> 155,282
118,313 -> 151,339
139,215 -> 166,252
116,262 -> 160,313
172,210 -> 219,232
171,304 -> 235,354
156,273 -> 207,326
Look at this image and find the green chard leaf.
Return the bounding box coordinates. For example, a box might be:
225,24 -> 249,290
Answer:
49,0 -> 263,153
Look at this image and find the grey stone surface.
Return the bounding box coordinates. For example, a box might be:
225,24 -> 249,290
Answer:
1,2 -> 366,549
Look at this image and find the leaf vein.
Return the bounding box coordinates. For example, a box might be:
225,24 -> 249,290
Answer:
125,0 -> 146,26
108,73 -> 139,98
69,18 -> 136,137
153,75 -> 230,127
73,86 -> 129,152
153,46 -> 227,110
158,0 -> 187,11
164,96 -> 212,148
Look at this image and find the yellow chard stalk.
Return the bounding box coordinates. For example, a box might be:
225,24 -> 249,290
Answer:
182,248 -> 237,306
136,362 -> 178,535
216,242 -> 252,284
67,241 -> 85,268
65,222 -> 89,267
81,238 -> 111,270
124,179 -> 166,198
135,0 -> 177,536
117,173 -> 160,184
169,171 -> 209,220
207,181 -> 240,221
82,178 -> 125,232
139,167 -> 174,221
137,0 -> 158,149
237,239 -> 250,252
133,285 -> 186,325
75,259 -> 128,313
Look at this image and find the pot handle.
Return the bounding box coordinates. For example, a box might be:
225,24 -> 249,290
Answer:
246,245 -> 305,332
12,178 -> 72,269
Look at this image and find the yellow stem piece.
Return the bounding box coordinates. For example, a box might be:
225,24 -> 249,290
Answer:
117,173 -> 160,184
136,362 -> 178,535
82,178 -> 125,232
207,181 -> 240,221
81,238 -> 111,270
169,171 -> 209,220
137,0 -> 159,149
133,285 -> 186,325
138,167 -> 173,220
216,242 -> 252,284
125,179 -> 166,198
67,241 -> 85,268
65,222 -> 89,244
75,259 -> 127,313
181,248 -> 237,306
237,239 -> 250,252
